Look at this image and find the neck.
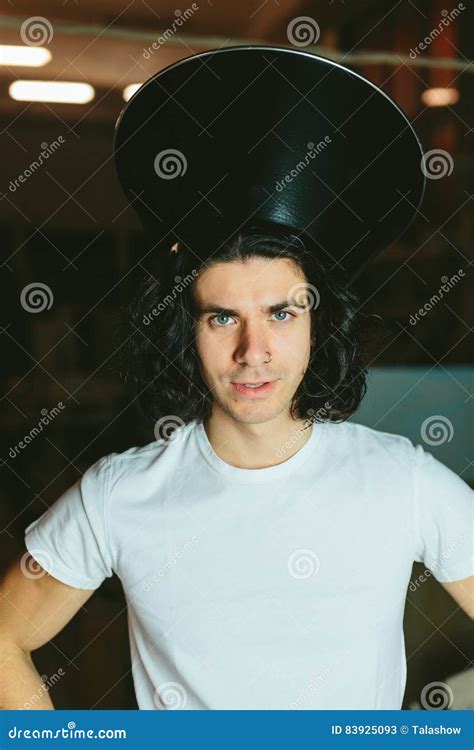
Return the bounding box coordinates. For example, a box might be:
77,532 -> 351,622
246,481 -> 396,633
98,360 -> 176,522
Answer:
203,411 -> 314,470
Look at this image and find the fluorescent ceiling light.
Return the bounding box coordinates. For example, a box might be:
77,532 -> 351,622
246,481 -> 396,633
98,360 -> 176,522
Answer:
421,87 -> 459,107
123,83 -> 143,101
9,80 -> 95,103
0,45 -> 52,67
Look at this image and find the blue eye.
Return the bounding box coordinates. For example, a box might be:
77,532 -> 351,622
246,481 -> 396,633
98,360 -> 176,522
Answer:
273,310 -> 291,321
211,314 -> 232,327
209,310 -> 294,327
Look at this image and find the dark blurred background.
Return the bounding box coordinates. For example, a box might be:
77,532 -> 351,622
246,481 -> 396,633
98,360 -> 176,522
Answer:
0,0 -> 472,710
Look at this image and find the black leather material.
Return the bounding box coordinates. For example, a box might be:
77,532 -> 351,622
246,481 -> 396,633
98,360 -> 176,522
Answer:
113,45 -> 425,286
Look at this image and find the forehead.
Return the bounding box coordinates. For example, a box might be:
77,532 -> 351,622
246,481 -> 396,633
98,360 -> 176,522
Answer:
193,257 -> 305,306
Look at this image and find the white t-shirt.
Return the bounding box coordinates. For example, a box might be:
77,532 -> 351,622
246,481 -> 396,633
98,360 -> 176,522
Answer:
24,418 -> 473,710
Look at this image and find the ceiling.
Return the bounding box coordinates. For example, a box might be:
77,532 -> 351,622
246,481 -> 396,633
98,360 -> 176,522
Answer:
1,0 -> 454,124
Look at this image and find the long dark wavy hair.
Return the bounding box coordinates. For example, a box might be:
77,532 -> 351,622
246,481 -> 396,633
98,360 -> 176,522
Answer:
114,224 -> 383,428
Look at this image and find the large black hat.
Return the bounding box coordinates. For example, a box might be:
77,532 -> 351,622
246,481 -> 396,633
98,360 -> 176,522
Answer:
113,45 -> 425,286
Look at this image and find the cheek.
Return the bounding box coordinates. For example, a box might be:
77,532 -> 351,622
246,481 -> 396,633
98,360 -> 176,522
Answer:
195,325 -> 213,354
196,331 -> 229,375
280,326 -> 311,359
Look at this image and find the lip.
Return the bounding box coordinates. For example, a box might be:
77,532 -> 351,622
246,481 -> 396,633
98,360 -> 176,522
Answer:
230,380 -> 278,398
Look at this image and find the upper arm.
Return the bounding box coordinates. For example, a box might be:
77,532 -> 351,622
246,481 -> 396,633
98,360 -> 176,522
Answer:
412,442 -> 473,582
23,455 -> 115,591
0,549 -> 95,653
440,575 -> 474,620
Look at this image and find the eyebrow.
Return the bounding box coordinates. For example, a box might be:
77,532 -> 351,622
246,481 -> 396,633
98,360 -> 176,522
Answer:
197,298 -> 309,316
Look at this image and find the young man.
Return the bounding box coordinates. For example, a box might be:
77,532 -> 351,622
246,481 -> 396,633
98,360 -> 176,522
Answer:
0,47 -> 472,711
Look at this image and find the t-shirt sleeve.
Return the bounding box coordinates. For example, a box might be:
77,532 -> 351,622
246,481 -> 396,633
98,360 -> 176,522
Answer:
24,454 -> 115,590
412,442 -> 473,582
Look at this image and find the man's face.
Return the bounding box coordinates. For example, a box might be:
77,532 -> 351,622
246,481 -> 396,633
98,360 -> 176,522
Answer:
194,256 -> 314,425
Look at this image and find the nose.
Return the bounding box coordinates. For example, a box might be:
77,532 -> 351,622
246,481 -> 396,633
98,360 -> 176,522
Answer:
233,320 -> 271,368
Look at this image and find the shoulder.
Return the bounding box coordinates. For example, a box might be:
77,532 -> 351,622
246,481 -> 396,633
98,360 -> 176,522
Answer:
341,419 -> 413,446
332,420 -> 472,499
98,420 -> 197,492
324,419 -> 415,464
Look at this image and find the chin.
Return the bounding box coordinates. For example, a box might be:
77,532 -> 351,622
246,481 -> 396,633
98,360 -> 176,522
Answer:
230,413 -> 276,425
226,401 -> 285,425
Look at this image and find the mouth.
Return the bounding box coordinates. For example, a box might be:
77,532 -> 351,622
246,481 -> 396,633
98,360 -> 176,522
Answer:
230,380 -> 278,398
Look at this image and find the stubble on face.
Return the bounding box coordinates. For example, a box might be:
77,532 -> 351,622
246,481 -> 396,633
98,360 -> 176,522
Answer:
193,256 -> 314,428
